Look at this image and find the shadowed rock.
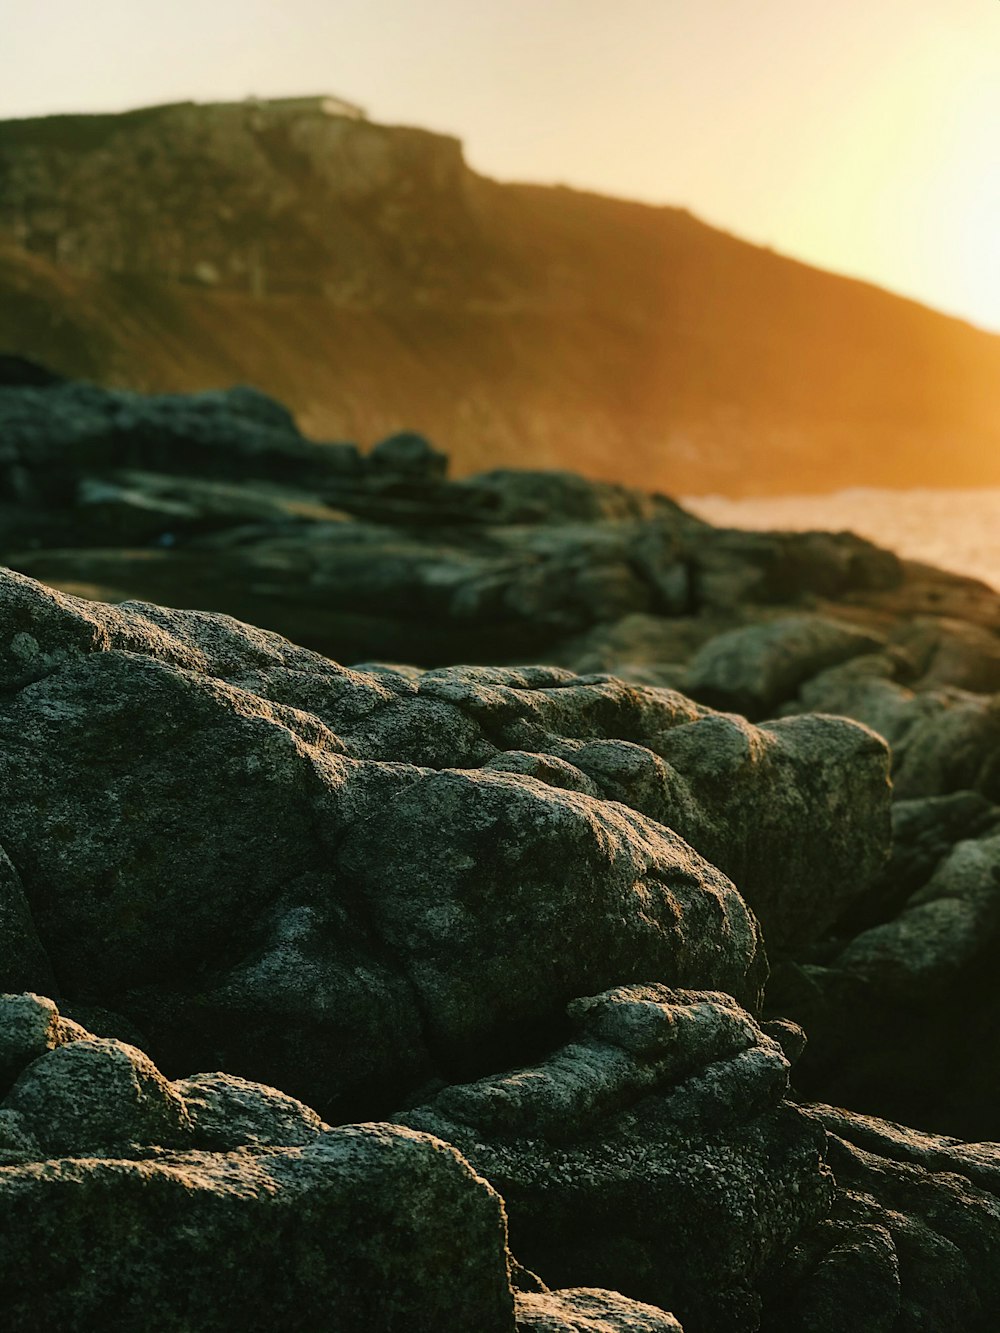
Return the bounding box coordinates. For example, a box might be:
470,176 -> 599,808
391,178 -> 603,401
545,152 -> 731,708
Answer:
1,375 -> 907,666
0,1126 -> 515,1333
760,1106 -> 1000,1333
766,797 -> 1000,1139
0,996 -> 516,1332
681,614 -> 883,719
789,654 -> 1000,800
0,569 -> 892,1114
401,985 -> 832,1332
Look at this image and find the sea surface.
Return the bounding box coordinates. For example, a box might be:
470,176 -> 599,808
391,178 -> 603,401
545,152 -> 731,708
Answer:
684,487 -> 1000,593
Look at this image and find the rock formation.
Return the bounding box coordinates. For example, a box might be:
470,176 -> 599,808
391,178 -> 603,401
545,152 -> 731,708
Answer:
0,997 -> 517,1332
0,565 -> 892,1114
6,376 -> 1000,1328
0,368 -> 900,665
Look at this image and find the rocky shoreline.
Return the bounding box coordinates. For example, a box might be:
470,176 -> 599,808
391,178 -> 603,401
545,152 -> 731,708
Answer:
4,368 -> 1000,1329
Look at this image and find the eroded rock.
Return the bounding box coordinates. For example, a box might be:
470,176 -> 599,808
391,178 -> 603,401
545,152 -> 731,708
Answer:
0,569 -> 891,1113
761,1106 -> 1000,1333
5,1037 -> 193,1155
682,614 -> 883,719
0,1124 -> 515,1333
0,991 -> 85,1089
401,985 -> 833,1332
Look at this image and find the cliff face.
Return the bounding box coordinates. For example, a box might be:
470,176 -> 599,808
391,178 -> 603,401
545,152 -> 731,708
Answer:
0,100 -> 489,299
2,98 -> 999,495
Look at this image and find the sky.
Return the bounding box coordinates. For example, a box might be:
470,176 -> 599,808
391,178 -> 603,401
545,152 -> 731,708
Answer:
2,0 -> 998,332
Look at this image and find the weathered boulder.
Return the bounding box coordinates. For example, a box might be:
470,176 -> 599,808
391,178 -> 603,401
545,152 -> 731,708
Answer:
0,994 -> 325,1158
0,991 -> 85,1089
174,1070 -> 325,1149
400,985 -> 833,1333
791,654 -> 1000,800
14,377 -> 1000,1329
681,614 -> 883,719
404,664 -> 891,950
648,710 -> 890,948
760,1105 -> 1000,1333
338,773 -> 765,1067
5,1036 -> 193,1155
0,569 -> 892,1111
0,996 -> 517,1332
0,1125 -> 515,1333
0,571 -> 764,1114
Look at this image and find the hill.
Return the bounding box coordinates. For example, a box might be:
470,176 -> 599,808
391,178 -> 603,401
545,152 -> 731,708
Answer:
1,96 -> 998,495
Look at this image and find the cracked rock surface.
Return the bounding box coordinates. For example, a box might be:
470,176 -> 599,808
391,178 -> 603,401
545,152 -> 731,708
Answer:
6,410 -> 1000,1331
401,985 -> 831,1332
0,569 -> 891,1118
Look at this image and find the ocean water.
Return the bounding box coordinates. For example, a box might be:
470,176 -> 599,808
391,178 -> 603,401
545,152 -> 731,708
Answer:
684,488 -> 1000,593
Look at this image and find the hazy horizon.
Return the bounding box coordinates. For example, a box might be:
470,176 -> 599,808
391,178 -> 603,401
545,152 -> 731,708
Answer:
3,0 -> 998,334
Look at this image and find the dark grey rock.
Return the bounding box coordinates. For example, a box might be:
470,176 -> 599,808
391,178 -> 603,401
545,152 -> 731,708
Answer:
6,570 -> 856,1114
0,376 -> 915,672
650,710 -> 890,949
838,791 -> 1000,935
766,795 -> 1000,1140
0,995 -> 518,1329
761,1105 -> 1000,1333
835,830 -> 1000,1002
894,616 -> 1000,694
687,528 -> 901,612
411,665 -> 891,950
338,768 -> 766,1066
555,612 -> 709,684
0,355 -> 64,389
0,992 -> 86,1090
792,655 -> 1000,801
0,570 -> 893,1115
483,750 -> 603,796
401,985 -> 833,1332
176,1070 -> 325,1149
0,851 -> 54,994
4,1037 -> 193,1155
682,614 -> 883,719
0,1108 -> 39,1164
0,1123 -> 516,1333
369,430 -> 448,479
